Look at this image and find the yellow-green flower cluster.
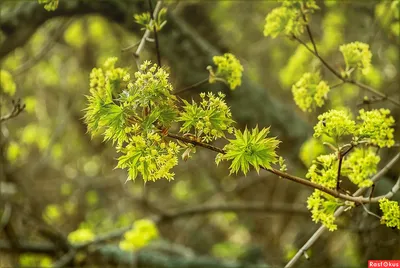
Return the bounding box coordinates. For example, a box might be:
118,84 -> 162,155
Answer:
307,190 -> 339,231
68,228 -> 95,244
292,72 -> 330,112
179,92 -> 234,142
339,42 -> 372,75
119,219 -> 159,251
342,148 -> 379,187
314,110 -> 356,139
0,70 -> 16,96
356,109 -> 395,148
306,153 -> 337,189
211,53 -> 243,90
124,61 -> 178,128
38,0 -> 58,11
264,1 -> 319,39
117,133 -> 180,182
379,198 -> 400,229
216,126 -> 280,175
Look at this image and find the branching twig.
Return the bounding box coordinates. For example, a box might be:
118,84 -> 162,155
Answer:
285,152 -> 400,268
134,1 -> 163,60
292,31 -> 400,107
166,132 -> 395,204
0,99 -> 25,123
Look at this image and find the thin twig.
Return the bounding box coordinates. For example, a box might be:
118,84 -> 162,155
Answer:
121,40 -> 141,52
134,1 -> 163,59
172,77 -> 209,95
285,152 -> 400,268
0,99 -> 25,123
291,34 -> 400,107
148,0 -> 161,66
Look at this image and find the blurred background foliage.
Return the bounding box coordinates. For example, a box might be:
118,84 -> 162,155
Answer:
0,0 -> 399,267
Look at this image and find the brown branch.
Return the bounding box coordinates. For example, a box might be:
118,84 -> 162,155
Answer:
285,152 -> 400,268
165,132 -> 388,204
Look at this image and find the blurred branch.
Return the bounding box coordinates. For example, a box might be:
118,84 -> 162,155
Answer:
0,99 -> 25,123
160,202 -> 309,222
0,242 -> 267,268
286,152 -> 400,268
12,19 -> 72,76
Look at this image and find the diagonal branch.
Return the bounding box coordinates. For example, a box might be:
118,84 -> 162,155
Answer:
293,28 -> 400,107
285,152 -> 400,268
166,132 -> 395,204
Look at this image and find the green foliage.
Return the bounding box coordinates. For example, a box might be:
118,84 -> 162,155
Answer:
357,109 -> 395,148
209,53 -> 243,90
68,228 -> 95,244
292,72 -> 330,112
6,141 -> 22,163
179,92 -> 234,142
216,126 -> 280,175
0,69 -> 16,96
313,109 -> 356,140
306,153 -> 337,189
119,219 -> 159,251
339,42 -> 372,76
263,0 -> 319,38
116,133 -> 180,182
134,8 -> 167,32
375,0 -> 400,37
379,198 -> 400,229
38,0 -> 58,11
307,190 -> 341,231
20,254 -> 52,267
342,148 -> 379,188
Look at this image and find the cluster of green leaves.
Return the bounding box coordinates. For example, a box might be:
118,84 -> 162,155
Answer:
305,107 -> 396,230
38,0 -> 58,11
216,127 -> 280,175
84,58 -> 181,182
291,72 -> 330,112
379,198 -> 400,229
209,53 -> 243,90
314,109 -> 395,148
339,42 -> 372,76
263,0 -> 319,38
179,92 -> 234,142
134,8 -> 167,32
307,190 -> 342,231
116,133 -> 180,181
119,219 -> 159,251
